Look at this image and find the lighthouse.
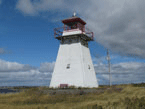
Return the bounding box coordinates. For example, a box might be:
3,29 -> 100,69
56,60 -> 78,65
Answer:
50,14 -> 99,88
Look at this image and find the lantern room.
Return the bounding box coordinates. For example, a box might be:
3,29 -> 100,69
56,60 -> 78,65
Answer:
62,16 -> 86,32
54,15 -> 94,41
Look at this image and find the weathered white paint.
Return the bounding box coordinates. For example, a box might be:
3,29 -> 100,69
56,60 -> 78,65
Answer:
62,29 -> 82,36
50,30 -> 99,88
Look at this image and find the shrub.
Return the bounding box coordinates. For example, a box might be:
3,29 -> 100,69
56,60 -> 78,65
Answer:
68,85 -> 76,89
78,87 -> 82,90
79,90 -> 85,95
87,104 -> 102,109
123,96 -> 145,109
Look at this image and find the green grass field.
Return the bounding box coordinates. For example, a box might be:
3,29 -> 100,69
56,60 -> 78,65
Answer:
0,84 -> 145,109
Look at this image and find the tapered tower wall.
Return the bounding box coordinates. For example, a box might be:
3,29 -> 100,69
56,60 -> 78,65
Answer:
50,36 -> 98,88
81,41 -> 98,87
50,39 -> 84,87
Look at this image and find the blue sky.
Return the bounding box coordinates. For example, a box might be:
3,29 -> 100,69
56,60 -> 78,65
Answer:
0,0 -> 57,66
0,0 -> 145,86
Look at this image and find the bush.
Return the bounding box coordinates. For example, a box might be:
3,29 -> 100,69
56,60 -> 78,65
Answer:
123,96 -> 145,109
87,104 -> 103,109
68,85 -> 76,89
79,90 -> 85,95
78,87 -> 82,90
132,83 -> 145,87
138,97 -> 145,108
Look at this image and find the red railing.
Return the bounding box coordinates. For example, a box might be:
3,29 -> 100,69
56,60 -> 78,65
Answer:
54,27 -> 64,38
85,27 -> 94,40
54,26 -> 94,40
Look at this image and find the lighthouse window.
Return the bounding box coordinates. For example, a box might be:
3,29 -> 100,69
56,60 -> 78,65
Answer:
69,39 -> 72,43
71,24 -> 77,29
67,64 -> 70,69
88,65 -> 90,69
76,38 -> 79,42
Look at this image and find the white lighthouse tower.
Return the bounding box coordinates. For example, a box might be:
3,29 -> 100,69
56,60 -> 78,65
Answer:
50,14 -> 99,88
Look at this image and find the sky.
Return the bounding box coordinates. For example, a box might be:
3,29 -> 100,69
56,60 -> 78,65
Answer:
0,0 -> 145,86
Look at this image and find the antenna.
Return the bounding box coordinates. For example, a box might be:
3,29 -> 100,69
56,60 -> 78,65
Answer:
72,12 -> 76,17
107,49 -> 112,87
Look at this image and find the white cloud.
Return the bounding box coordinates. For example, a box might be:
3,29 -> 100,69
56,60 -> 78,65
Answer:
95,61 -> 145,74
16,0 -> 38,16
95,62 -> 145,84
39,62 -> 55,73
16,0 -> 145,59
80,0 -> 145,59
0,58 -> 145,86
16,0 -> 67,16
0,59 -> 53,86
0,59 -> 34,72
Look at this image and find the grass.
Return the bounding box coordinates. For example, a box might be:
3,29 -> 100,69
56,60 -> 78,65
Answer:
0,83 -> 145,109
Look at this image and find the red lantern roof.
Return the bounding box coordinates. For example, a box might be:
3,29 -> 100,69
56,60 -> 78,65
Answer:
62,16 -> 86,26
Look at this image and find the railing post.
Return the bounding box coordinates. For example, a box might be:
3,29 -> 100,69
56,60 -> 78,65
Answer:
92,32 -> 94,40
67,26 -> 69,30
54,26 -> 64,38
64,24 -> 65,31
83,25 -> 85,32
